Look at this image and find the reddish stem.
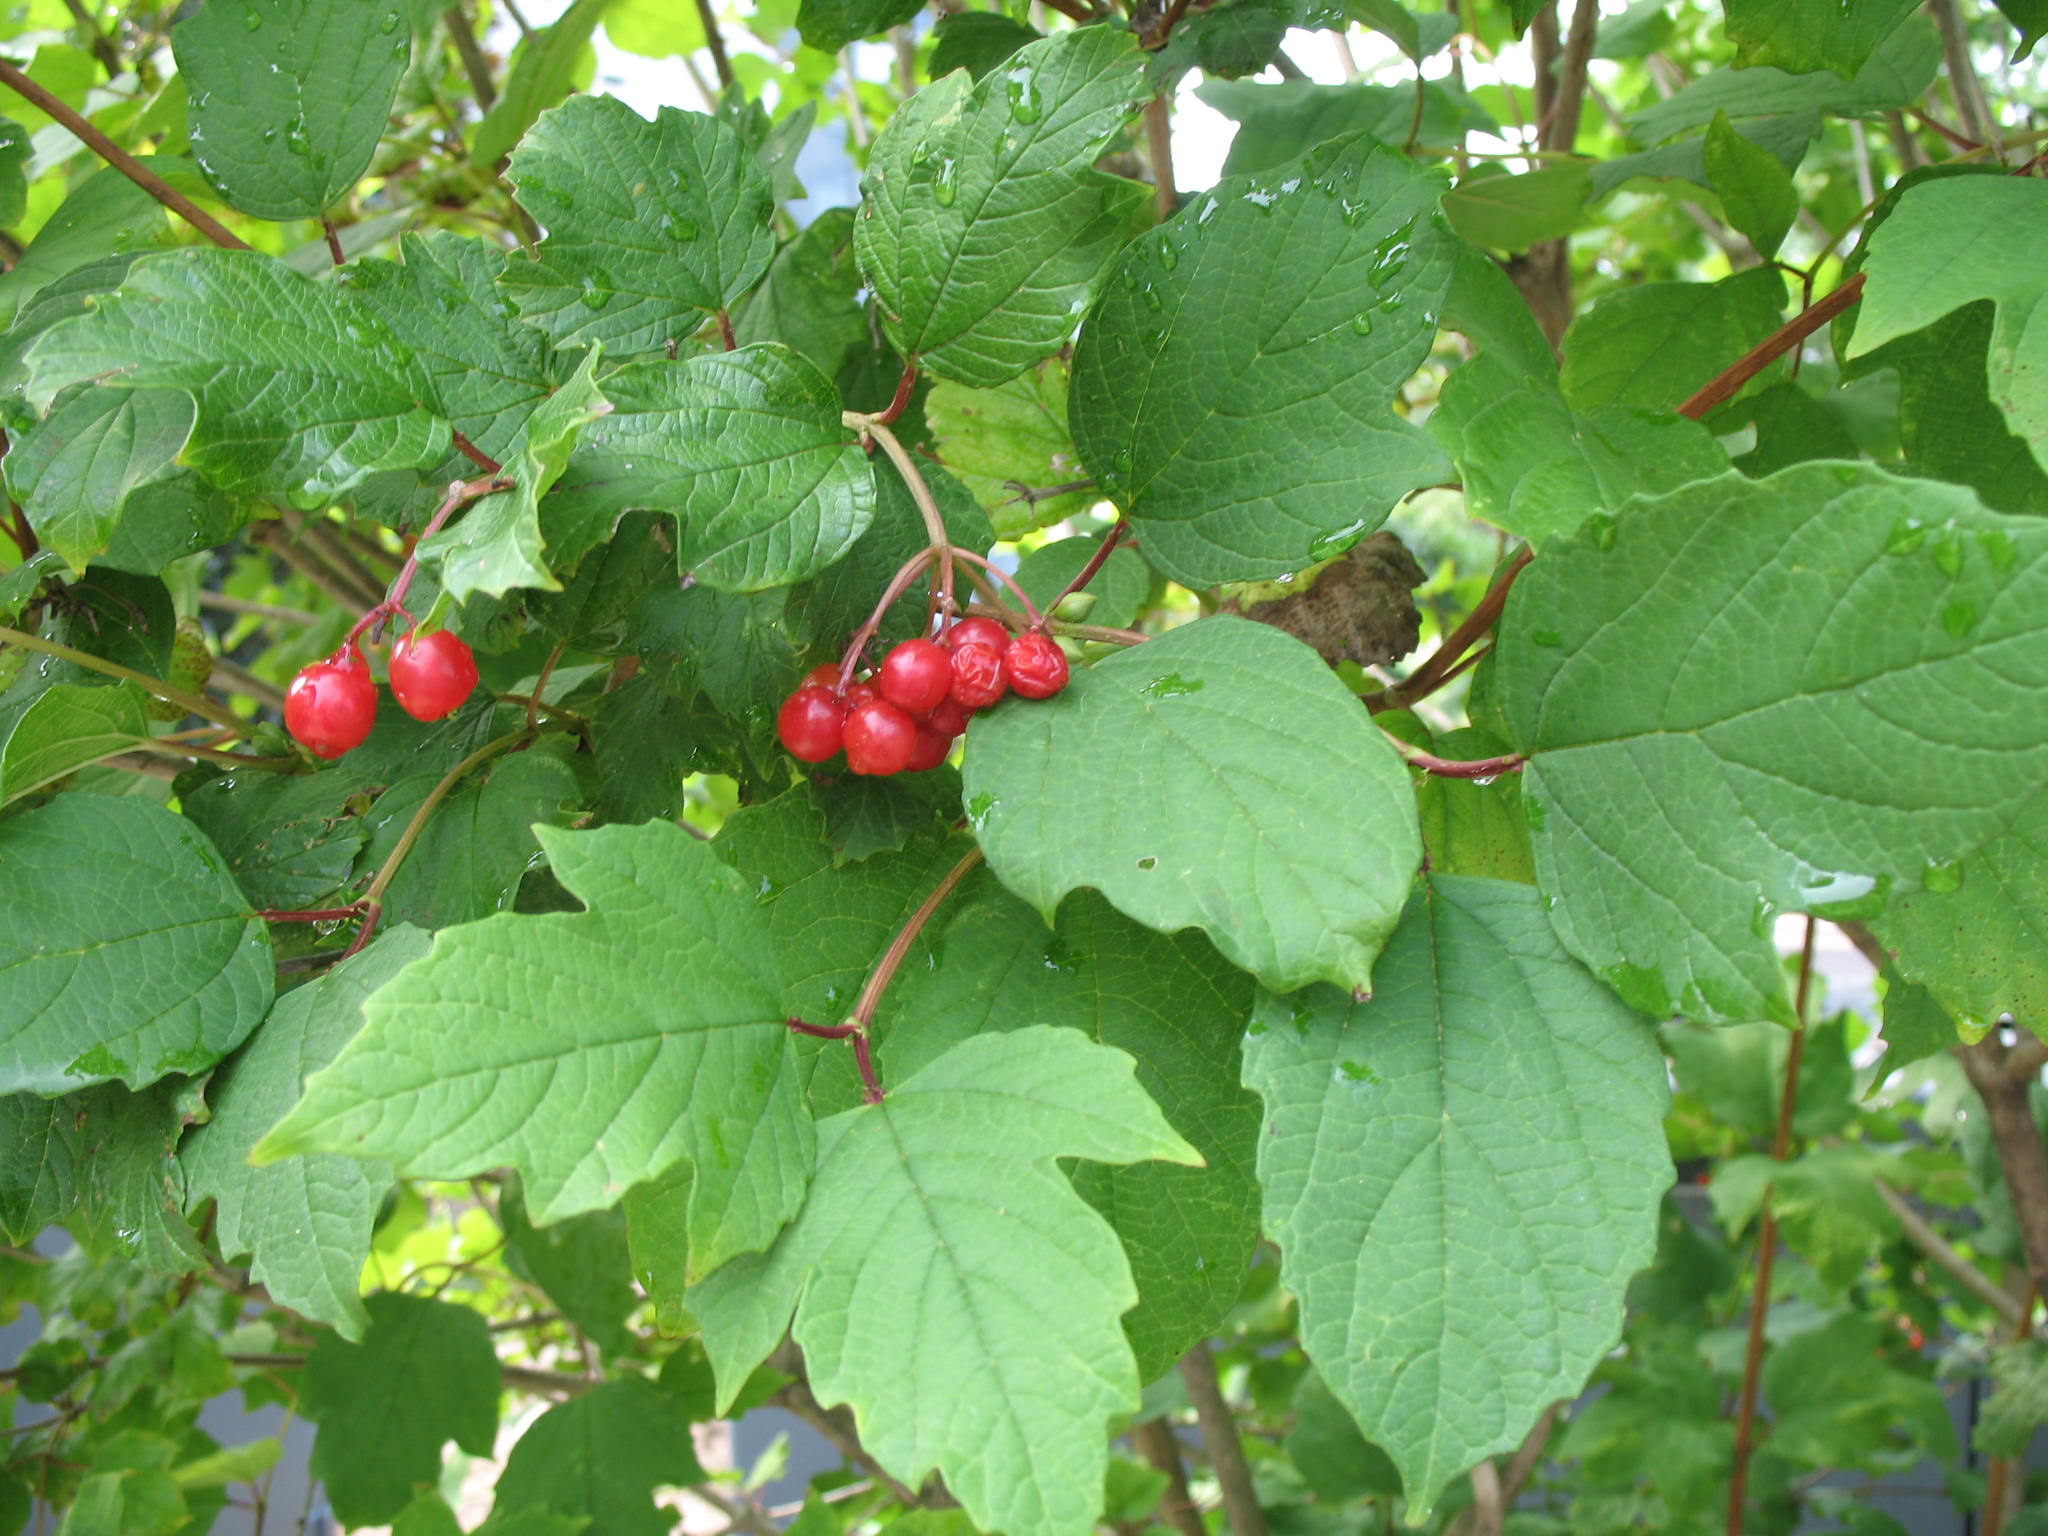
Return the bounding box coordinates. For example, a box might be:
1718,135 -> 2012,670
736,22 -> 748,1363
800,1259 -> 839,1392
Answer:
256,905 -> 367,923
1726,917 -> 1818,1534
321,217 -> 345,267
1375,547 -> 1535,712
1045,522 -> 1128,616
1676,274 -> 1864,423
852,1033 -> 883,1105
874,360 -> 918,428
844,847 -> 985,1105
717,310 -> 737,351
789,1017 -> 861,1040
1386,739 -> 1526,779
837,547 -> 940,690
345,474 -> 509,648
948,549 -> 1044,630
448,429 -> 502,475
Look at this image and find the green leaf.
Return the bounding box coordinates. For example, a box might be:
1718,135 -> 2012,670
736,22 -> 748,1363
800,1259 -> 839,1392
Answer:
1014,534 -> 1149,631
731,207 -> 868,376
882,888 -> 1260,1381
1241,875 -> 1669,1507
8,386 -> 196,575
1871,785 -> 2048,1031
177,757 -> 379,911
1285,1373 -> 1401,1502
0,1092 -> 80,1242
855,26 -> 1149,387
1873,962 -> 1958,1076
0,796 -> 272,1094
798,0 -> 920,50
1625,15 -> 1939,142
1589,110 -> 1820,199
0,164 -> 171,328
1559,268 -> 1786,413
604,0 -> 705,57
26,248 -> 451,502
690,1028 -> 1200,1536
471,0 -> 608,166
1994,0 -> 2048,58
344,232 -> 573,477
55,1081 -> 203,1273
173,0 -> 410,221
1848,176 -> 2048,476
930,13 -> 1042,80
1703,110 -> 1797,258
1499,464 -> 2048,1025
257,820 -> 814,1238
490,1379 -> 705,1536
1432,252 -> 1728,545
500,1181 -> 637,1356
301,1291 -> 501,1527
57,1433 -> 186,1536
1710,1145 -> 1895,1291
0,680 -> 148,807
550,347 -> 874,593
1761,1314 -> 1954,1467
0,115 -> 28,228
179,930 -> 428,1341
1415,728 -> 1535,882
422,351 -> 611,605
1197,79 -> 1479,180
1069,133 -> 1455,587
503,94 -> 776,354
1663,1016 -> 1855,1142
926,360 -> 1095,539
1977,1340 -> 2048,1458
1441,162 -> 1590,252
814,772 -> 958,865
963,616 -> 1419,995
1851,300 -> 2048,516
1723,0 -> 1919,78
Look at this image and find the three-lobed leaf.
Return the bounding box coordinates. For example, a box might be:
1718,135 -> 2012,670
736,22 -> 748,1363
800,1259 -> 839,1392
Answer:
689,1027 -> 1200,1536
257,819 -> 814,1239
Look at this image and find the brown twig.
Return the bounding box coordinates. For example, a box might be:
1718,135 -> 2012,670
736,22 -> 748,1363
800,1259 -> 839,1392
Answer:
1372,546 -> 1534,712
0,58 -> 250,249
1178,1345 -> 1265,1536
1380,729 -> 1525,780
443,2 -> 498,110
692,0 -> 735,90
1132,1421 -> 1206,1536
1045,522 -> 1128,616
59,0 -> 123,78
1957,1034 -> 2048,1295
1872,1180 -> 2025,1326
321,217 -> 345,267
1675,274 -> 1864,422
448,428 -> 502,475
1727,917 -> 1819,1535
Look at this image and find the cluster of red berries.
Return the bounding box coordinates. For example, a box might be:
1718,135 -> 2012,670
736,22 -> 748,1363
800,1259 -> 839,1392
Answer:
283,629 -> 479,760
778,617 -> 1070,775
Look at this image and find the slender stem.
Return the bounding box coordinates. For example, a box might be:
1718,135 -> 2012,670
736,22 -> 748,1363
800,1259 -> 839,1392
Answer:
527,639 -> 567,731
692,0 -> 735,90
248,522 -> 373,619
1379,729 -> 1525,780
788,1017 -> 861,1040
874,360 -> 918,428
717,309 -> 738,350
198,592 -> 320,628
1872,1180 -> 2025,1325
949,549 -> 1044,630
847,846 -> 984,1102
1983,1282 -> 2037,1536
126,739 -> 300,771
1376,547 -> 1534,712
0,625 -> 250,736
1132,1421 -> 1206,1536
838,547 -> 939,688
448,429 -> 502,475
854,417 -> 957,623
1046,522 -> 1128,616
0,59 -> 250,249
443,3 -> 497,109
256,907 -> 365,923
1957,1033 -> 2048,1294
1726,917 -> 1818,1535
344,728 -> 538,956
1178,1344 -> 1266,1536
321,218 -> 345,267
346,474 -> 510,647
1144,96 -> 1176,222
1676,274 -> 1864,422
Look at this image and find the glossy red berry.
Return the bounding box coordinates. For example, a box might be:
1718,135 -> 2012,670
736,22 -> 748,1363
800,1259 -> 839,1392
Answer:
905,725 -> 951,772
778,685 -> 846,762
879,638 -> 953,713
285,646 -> 378,760
1004,632 -> 1070,700
804,663 -> 844,692
946,617 -> 1012,654
845,679 -> 879,710
949,643 -> 1007,708
844,699 -> 917,775
388,628 -> 479,722
926,694 -> 973,738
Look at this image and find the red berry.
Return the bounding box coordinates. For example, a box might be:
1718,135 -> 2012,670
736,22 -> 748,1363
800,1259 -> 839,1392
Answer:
905,725 -> 951,772
388,628 -> 479,722
950,643 -> 1007,708
285,646 -> 378,760
844,699 -> 917,775
778,685 -> 846,762
845,679 -> 879,709
880,638 -> 953,713
1004,632 -> 1070,699
946,617 -> 1012,653
926,694 -> 973,738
